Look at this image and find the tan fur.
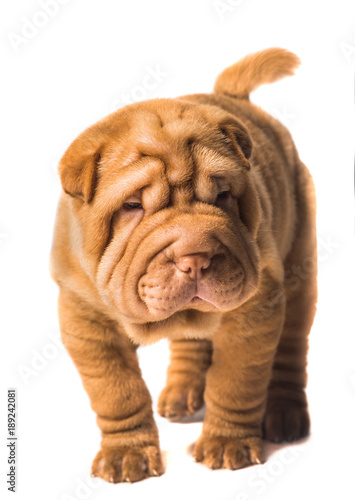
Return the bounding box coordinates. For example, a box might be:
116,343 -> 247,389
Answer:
214,47 -> 300,99
51,48 -> 317,482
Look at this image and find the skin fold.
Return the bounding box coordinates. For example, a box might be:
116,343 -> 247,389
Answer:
51,48 -> 317,482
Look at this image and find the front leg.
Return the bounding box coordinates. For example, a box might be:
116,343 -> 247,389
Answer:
194,273 -> 285,470
58,291 -> 163,483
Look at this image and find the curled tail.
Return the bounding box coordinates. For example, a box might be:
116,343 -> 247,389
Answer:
214,48 -> 300,100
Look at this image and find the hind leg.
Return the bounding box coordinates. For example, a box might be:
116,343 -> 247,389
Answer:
263,165 -> 317,443
158,339 -> 212,419
263,276 -> 316,442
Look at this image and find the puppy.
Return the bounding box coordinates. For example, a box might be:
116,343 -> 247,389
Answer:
51,48 -> 317,483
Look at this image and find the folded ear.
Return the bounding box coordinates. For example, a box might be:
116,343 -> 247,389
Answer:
219,118 -> 252,168
59,132 -> 103,203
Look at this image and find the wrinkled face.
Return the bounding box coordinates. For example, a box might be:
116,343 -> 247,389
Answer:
61,100 -> 261,343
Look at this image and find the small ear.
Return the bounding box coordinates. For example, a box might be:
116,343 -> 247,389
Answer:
220,119 -> 252,167
59,134 -> 102,203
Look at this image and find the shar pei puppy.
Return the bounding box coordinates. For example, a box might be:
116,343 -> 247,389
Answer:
51,48 -> 317,483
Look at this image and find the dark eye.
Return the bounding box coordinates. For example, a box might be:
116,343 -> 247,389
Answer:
216,191 -> 230,202
123,202 -> 143,210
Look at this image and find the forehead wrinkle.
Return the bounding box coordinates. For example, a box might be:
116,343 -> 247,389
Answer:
192,143 -> 245,202
164,140 -> 194,189
130,111 -> 198,188
192,144 -> 238,178
132,111 -> 181,156
166,159 -> 193,188
194,143 -> 249,201
172,186 -> 194,206
96,156 -> 165,212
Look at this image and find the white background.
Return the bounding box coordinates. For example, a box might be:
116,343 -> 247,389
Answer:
1,0 -> 355,499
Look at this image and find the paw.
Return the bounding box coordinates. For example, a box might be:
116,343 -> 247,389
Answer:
91,445 -> 163,483
158,381 -> 204,419
263,403 -> 310,443
193,433 -> 262,470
